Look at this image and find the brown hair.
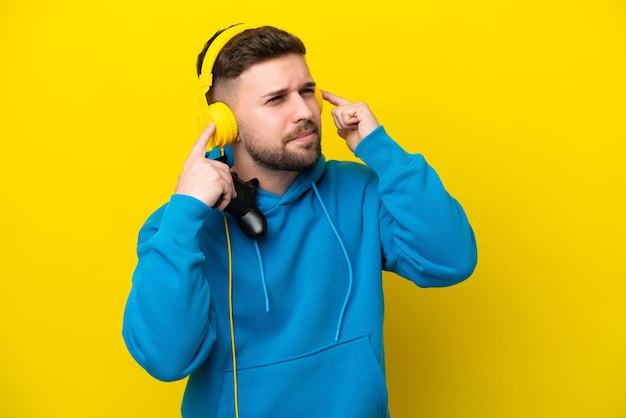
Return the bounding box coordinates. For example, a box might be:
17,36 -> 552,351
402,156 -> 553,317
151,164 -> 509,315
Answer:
196,25 -> 307,102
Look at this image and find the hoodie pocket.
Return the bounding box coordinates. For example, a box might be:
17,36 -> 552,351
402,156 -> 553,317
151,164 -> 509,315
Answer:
216,336 -> 388,418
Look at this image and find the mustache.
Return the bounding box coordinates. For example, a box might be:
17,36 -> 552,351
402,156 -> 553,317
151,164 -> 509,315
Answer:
285,120 -> 319,142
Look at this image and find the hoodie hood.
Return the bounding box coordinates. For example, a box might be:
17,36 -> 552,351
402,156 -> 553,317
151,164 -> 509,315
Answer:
256,155 -> 326,212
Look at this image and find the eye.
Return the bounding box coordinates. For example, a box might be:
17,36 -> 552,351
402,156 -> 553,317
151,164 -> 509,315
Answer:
266,95 -> 284,104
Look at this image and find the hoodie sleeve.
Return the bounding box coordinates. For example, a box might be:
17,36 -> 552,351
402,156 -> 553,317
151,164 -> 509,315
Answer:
122,194 -> 217,382
354,126 -> 477,287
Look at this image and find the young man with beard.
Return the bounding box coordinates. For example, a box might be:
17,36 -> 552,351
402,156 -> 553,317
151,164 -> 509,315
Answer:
123,24 -> 477,418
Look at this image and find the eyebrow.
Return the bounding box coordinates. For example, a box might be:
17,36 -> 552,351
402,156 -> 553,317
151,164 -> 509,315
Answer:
261,81 -> 317,99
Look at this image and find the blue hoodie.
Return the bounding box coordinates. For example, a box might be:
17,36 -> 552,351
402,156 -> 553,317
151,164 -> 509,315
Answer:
122,126 -> 477,418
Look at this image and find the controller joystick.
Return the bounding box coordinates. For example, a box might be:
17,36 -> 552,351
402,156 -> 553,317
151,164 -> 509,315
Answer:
213,156 -> 267,239
226,173 -> 267,239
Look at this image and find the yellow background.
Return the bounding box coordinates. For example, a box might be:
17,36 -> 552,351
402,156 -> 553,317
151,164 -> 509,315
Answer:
1,0 -> 625,417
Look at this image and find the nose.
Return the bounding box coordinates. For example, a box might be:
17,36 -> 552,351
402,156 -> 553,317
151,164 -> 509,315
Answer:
290,93 -> 314,122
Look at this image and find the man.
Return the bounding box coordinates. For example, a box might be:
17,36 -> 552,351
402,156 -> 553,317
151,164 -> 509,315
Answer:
123,24 -> 477,418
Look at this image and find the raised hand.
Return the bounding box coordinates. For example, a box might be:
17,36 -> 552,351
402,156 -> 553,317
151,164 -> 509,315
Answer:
174,123 -> 236,210
322,90 -> 380,151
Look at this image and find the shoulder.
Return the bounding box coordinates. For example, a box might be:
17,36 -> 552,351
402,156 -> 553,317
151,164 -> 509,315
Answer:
323,159 -> 376,183
316,159 -> 379,203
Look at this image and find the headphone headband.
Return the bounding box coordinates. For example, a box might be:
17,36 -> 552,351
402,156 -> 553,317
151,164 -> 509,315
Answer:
198,23 -> 256,94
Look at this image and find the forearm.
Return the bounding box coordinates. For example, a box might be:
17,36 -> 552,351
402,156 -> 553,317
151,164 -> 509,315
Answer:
122,195 -> 217,381
355,127 -> 477,286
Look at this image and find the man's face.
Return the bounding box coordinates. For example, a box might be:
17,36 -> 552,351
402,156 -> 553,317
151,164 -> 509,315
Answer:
231,53 -> 322,172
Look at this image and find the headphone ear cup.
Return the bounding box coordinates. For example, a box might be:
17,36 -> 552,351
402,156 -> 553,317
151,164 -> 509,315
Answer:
204,102 -> 238,149
315,88 -> 324,113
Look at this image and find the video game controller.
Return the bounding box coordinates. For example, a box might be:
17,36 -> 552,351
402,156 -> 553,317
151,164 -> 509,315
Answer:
213,156 -> 267,239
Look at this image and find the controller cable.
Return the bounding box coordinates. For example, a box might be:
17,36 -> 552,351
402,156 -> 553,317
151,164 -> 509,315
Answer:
223,213 -> 240,417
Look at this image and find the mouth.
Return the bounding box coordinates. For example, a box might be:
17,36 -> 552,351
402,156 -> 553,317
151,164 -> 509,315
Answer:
289,129 -> 316,143
286,122 -> 319,144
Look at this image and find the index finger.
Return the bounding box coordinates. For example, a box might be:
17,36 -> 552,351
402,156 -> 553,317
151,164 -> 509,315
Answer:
189,122 -> 216,157
321,90 -> 351,107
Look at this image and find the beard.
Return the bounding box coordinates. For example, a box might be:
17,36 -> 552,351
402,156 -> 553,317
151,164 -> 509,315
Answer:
239,120 -> 322,172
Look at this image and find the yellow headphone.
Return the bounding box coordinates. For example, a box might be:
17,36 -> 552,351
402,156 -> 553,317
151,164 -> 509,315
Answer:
197,23 -> 323,149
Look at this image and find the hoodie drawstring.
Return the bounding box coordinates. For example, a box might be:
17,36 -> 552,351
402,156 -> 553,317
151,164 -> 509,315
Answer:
254,240 -> 270,313
311,182 -> 354,341
252,182 -> 354,341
